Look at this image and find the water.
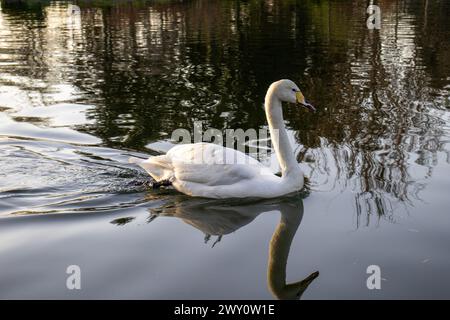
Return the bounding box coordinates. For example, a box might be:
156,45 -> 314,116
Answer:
0,0 -> 449,299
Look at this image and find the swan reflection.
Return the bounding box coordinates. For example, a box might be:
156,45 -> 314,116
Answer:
149,195 -> 319,299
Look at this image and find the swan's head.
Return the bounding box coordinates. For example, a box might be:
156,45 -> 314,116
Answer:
269,79 -> 316,112
270,271 -> 319,300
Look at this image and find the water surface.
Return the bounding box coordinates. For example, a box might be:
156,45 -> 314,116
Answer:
0,0 -> 449,299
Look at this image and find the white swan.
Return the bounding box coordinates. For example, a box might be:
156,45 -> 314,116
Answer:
130,79 -> 315,199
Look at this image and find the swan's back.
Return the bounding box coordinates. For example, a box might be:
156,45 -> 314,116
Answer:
167,142 -> 262,166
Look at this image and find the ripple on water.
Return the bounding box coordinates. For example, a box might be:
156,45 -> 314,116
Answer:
11,103 -> 95,127
0,137 -> 155,217
0,112 -> 101,145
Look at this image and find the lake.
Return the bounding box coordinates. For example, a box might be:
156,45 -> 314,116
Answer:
0,0 -> 449,299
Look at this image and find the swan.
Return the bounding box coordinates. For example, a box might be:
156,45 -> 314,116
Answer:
130,79 -> 315,199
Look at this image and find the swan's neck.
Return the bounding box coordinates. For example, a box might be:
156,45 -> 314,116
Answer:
267,208 -> 304,299
265,90 -> 301,179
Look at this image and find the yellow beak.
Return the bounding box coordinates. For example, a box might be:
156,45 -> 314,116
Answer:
296,91 -> 317,113
296,91 -> 305,104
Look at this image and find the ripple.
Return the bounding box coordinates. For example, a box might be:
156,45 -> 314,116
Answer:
0,137 -> 153,217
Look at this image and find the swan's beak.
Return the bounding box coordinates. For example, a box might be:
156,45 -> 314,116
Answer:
296,91 -> 316,113
300,271 -> 320,287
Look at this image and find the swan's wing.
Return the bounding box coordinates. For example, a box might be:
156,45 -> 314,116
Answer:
167,143 -> 273,186
172,163 -> 258,186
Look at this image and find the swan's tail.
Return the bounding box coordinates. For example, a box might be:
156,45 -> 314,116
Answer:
129,155 -> 173,182
128,156 -> 146,165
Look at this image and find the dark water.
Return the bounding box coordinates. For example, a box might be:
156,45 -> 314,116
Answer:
0,0 -> 449,299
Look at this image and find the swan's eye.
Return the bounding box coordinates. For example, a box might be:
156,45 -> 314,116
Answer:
292,89 -> 297,92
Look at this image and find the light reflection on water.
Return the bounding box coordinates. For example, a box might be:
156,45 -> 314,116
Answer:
0,0 -> 449,299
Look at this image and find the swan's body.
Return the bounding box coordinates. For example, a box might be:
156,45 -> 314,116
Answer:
131,142 -> 300,198
130,79 -> 315,199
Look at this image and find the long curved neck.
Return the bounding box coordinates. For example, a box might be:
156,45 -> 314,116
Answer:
267,202 -> 318,300
267,206 -> 302,299
265,89 -> 300,178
